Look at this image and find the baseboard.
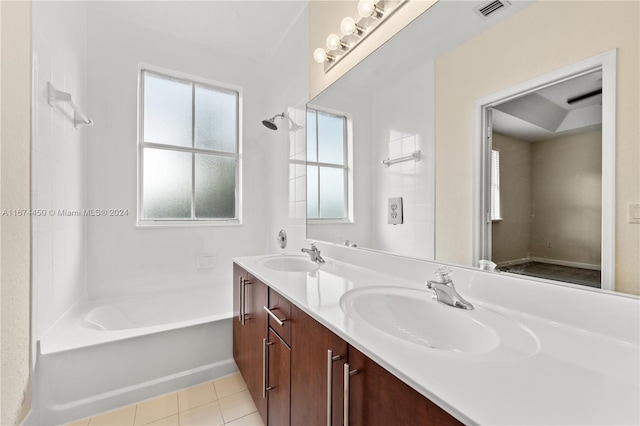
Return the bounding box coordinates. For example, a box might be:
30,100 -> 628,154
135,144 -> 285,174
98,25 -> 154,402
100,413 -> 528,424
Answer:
497,257 -> 600,271
529,257 -> 601,271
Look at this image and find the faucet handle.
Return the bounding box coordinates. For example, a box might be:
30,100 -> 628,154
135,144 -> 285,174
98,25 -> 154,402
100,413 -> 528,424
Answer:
433,266 -> 453,283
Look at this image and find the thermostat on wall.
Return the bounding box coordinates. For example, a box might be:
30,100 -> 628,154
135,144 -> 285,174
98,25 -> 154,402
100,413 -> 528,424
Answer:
388,197 -> 403,225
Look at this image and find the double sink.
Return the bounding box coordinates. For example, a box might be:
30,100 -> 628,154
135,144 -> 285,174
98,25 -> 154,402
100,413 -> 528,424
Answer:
258,255 -> 539,358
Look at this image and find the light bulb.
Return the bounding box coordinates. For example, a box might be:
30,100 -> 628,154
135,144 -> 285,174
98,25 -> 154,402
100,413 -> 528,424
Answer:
326,34 -> 344,51
358,0 -> 382,18
340,17 -> 358,35
313,48 -> 328,63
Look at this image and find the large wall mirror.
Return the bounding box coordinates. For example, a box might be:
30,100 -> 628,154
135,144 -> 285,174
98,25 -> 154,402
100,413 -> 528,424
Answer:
306,0 -> 639,296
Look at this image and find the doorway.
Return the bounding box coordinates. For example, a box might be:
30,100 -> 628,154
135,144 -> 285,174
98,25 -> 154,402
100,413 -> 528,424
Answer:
473,51 -> 616,290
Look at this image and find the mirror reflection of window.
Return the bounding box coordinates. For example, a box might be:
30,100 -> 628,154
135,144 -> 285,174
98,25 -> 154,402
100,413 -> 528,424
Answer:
306,108 -> 349,220
491,149 -> 501,222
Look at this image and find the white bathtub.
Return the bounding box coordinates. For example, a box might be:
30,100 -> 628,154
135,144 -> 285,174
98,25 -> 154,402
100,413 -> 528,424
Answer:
31,286 -> 236,425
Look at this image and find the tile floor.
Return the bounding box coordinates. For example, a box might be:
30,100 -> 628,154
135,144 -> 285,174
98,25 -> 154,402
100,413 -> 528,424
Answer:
65,373 -> 264,426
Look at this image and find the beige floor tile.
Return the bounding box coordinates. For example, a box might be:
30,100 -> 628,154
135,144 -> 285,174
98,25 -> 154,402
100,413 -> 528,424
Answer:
134,393 -> 179,425
143,414 -> 179,426
177,381 -> 217,411
213,373 -> 247,398
225,411 -> 264,426
179,401 -> 224,426
89,404 -> 136,426
218,390 -> 257,423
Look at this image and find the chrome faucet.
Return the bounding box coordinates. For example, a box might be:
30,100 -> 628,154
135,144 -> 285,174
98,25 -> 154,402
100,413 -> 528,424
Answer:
301,243 -> 325,264
425,267 -> 473,310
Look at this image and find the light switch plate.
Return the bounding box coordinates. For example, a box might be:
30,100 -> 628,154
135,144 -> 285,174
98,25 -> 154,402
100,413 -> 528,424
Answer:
388,197 -> 403,225
630,203 -> 640,224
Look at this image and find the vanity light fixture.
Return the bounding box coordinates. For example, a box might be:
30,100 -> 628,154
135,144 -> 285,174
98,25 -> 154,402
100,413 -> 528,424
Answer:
358,0 -> 384,18
340,17 -> 364,36
313,47 -> 335,64
313,0 -> 407,73
326,33 -> 348,51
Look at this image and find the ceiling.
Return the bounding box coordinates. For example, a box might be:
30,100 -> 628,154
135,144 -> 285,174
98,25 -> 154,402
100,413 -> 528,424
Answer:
86,1 -> 309,64
492,71 -> 603,141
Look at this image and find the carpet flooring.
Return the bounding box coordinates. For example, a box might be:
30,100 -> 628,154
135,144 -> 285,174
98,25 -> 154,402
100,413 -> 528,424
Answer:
497,261 -> 601,288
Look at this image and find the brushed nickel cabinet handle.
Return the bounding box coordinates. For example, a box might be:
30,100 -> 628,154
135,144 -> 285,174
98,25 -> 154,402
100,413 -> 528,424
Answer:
343,363 -> 358,426
263,305 -> 287,327
238,276 -> 244,323
262,338 -> 274,398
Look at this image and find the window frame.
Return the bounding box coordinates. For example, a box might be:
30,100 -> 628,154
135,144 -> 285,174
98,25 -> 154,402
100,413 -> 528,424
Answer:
306,105 -> 353,223
490,149 -> 502,222
136,64 -> 243,227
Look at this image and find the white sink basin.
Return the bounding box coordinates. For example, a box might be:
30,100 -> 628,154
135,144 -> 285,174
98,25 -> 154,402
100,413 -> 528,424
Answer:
260,255 -> 319,273
340,286 -> 539,357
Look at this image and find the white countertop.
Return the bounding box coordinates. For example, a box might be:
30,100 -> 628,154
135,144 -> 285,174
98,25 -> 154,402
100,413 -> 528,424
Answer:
234,253 -> 640,425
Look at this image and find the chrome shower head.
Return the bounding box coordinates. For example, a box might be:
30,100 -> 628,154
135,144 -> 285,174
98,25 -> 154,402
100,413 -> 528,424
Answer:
262,112 -> 285,130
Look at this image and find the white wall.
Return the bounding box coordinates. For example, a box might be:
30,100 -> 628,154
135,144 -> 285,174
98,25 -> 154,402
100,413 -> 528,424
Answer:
492,133 -> 532,264
85,10 -> 271,297
31,1 -> 88,339
370,60 -> 435,259
262,7 -> 310,255
531,130 -> 602,266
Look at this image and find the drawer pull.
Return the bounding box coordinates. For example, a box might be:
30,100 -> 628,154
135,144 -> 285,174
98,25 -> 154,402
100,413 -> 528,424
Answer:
263,306 -> 287,327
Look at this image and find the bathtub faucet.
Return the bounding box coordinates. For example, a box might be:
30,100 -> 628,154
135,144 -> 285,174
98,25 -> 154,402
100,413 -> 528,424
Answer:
301,243 -> 325,264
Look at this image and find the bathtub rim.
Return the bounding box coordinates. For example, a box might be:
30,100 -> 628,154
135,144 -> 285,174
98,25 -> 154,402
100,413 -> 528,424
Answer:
39,285 -> 233,355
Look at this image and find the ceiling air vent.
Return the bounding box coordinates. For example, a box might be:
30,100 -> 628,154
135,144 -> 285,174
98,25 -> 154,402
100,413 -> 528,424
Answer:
474,0 -> 511,19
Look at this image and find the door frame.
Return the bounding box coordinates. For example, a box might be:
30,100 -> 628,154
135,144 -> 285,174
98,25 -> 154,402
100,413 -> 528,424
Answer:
472,49 -> 617,291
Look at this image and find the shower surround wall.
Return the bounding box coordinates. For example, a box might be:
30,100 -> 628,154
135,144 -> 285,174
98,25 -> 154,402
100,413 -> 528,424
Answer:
262,7 -> 310,254
32,2 -> 88,339
85,9 -> 270,298
370,60 -> 435,260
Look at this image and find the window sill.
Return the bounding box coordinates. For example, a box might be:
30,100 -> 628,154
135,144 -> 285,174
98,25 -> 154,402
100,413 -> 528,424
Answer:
307,219 -> 353,225
136,219 -> 241,228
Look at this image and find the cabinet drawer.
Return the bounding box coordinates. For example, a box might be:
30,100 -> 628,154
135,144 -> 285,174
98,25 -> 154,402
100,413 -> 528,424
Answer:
266,289 -> 292,345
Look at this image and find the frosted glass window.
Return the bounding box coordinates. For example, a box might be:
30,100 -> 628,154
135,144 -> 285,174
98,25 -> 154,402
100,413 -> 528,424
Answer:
195,155 -> 236,218
317,112 -> 345,164
306,107 -> 349,220
143,72 -> 192,147
139,68 -> 240,223
307,165 -> 319,218
142,148 -> 192,218
319,168 -> 346,218
307,110 -> 317,162
195,85 -> 237,152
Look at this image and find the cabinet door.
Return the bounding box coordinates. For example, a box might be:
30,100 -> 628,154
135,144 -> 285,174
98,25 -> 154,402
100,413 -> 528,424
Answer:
267,328 -> 291,426
346,346 -> 461,426
291,305 -> 347,426
232,265 -> 268,424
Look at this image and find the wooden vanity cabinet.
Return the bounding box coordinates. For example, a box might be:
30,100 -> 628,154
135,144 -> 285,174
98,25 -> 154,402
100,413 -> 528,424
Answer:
232,264 -> 268,424
233,264 -> 461,426
291,305 -> 347,426
347,346 -> 462,426
266,328 -> 291,426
